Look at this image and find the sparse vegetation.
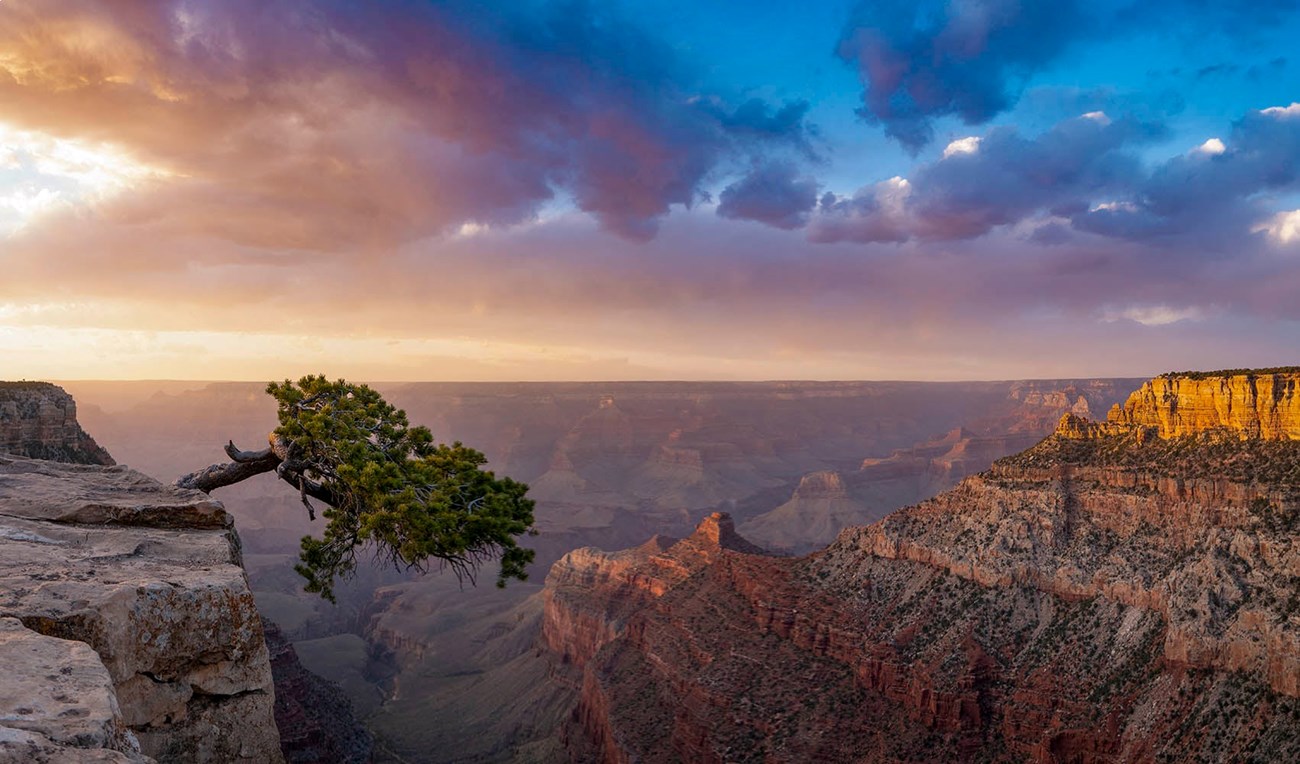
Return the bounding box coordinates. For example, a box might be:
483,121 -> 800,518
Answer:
0,381 -> 59,393
1159,367 -> 1300,380
996,429 -> 1300,494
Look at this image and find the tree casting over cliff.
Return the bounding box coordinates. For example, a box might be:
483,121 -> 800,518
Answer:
175,375 -> 535,601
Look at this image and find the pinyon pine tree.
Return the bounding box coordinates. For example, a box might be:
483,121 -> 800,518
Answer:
175,375 -> 535,601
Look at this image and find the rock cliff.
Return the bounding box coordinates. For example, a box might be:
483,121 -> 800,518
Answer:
0,615 -> 141,762
548,371 -> 1300,763
1109,369 -> 1300,440
0,456 -> 284,763
0,383 -> 114,466
542,513 -> 765,672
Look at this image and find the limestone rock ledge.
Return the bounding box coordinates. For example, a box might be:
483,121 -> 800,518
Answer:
0,455 -> 283,763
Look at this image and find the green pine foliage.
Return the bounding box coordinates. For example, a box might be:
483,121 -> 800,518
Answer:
267,375 -> 535,602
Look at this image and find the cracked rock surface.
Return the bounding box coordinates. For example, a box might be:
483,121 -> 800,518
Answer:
0,455 -> 283,763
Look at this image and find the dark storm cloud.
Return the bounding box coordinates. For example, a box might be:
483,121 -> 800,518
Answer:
716,162 -> 819,230
836,0 -> 1092,151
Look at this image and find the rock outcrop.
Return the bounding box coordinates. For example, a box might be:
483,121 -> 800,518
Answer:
549,371 -> 1300,763
543,513 -> 765,672
0,383 -> 114,466
1109,369 -> 1300,440
0,616 -> 143,762
0,455 -> 283,763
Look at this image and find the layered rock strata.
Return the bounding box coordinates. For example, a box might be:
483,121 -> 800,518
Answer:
542,512 -> 764,671
548,372 -> 1300,763
0,383 -> 114,465
1109,370 -> 1300,440
0,456 -> 283,763
740,429 -> 1047,553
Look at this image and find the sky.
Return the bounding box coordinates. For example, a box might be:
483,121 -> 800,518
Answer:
1,0 -> 1300,382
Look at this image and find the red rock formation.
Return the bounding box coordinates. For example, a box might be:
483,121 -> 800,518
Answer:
542,513 -> 761,670
546,373 -> 1300,763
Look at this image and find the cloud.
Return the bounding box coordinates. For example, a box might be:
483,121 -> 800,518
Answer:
836,0 -> 1092,150
4,194 -> 1300,381
1072,103 -> 1300,247
1101,305 -> 1205,326
710,98 -> 816,146
836,0 -> 1298,150
941,137 -> 981,158
0,0 -> 810,244
808,112 -> 1157,243
3,1 -> 1300,382
716,162 -> 819,230
1194,138 -> 1227,155
1254,209 -> 1300,245
808,177 -> 912,244
801,103 -> 1300,251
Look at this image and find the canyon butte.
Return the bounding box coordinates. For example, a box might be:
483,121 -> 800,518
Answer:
544,370 -> 1300,762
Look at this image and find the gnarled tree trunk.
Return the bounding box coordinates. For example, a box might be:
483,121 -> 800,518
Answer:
174,434 -> 340,518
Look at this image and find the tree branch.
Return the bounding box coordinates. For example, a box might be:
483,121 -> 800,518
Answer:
173,438 -> 281,492
225,441 -> 273,463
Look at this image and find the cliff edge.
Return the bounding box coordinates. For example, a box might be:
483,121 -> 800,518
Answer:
0,455 -> 284,763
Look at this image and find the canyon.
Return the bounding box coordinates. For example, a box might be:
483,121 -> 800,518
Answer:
55,377 -> 1140,760
0,384 -> 370,764
6,372 -> 1298,761
0,383 -> 114,466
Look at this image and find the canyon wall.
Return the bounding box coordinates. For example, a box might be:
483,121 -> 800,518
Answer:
266,622 -> 374,763
0,456 -> 284,763
740,428 -> 1048,553
0,382 -> 115,466
546,372 -> 1300,763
